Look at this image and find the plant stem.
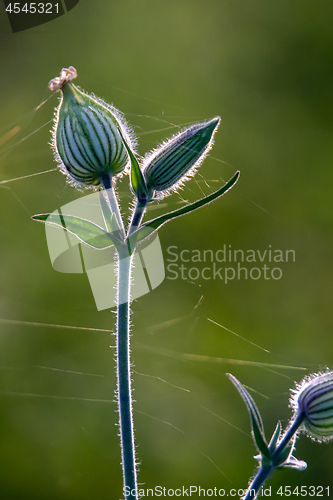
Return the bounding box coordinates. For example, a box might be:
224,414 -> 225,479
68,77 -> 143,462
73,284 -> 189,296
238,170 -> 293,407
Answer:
129,200 -> 148,235
117,244 -> 137,499
271,413 -> 304,461
102,175 -> 126,239
127,199 -> 148,254
101,181 -> 148,498
243,465 -> 273,500
101,178 -> 138,498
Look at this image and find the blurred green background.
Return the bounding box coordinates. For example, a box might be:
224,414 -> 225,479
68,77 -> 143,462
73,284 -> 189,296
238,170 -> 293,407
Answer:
1,1 -> 333,498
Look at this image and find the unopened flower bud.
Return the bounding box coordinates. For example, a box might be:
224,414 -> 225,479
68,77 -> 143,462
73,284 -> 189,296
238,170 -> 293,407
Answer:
291,370 -> 333,442
143,117 -> 220,197
49,67 -> 136,189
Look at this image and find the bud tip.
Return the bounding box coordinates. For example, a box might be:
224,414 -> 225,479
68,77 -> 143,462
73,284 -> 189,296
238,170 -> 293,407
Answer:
48,66 -> 77,92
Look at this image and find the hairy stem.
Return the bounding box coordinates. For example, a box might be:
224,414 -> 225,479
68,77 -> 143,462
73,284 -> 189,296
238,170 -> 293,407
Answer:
101,176 -> 141,498
127,199 -> 148,254
271,413 -> 304,461
243,465 -> 273,500
117,244 -> 137,499
129,199 -> 148,235
102,175 -> 126,239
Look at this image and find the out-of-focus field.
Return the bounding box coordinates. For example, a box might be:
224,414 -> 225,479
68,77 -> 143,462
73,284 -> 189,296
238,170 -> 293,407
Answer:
0,2 -> 333,498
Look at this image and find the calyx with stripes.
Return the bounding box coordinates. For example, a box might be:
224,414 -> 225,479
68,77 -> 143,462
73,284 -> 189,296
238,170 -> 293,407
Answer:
49,67 -> 136,189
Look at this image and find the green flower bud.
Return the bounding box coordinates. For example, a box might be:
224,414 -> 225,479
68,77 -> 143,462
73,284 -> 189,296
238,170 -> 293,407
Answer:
291,370 -> 333,442
143,117 -> 220,198
49,67 -> 136,189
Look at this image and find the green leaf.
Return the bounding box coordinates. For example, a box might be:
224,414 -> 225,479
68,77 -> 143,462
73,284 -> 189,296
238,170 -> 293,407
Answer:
117,126 -> 148,201
130,171 -> 240,248
227,373 -> 270,459
32,213 -> 118,249
269,422 -> 282,453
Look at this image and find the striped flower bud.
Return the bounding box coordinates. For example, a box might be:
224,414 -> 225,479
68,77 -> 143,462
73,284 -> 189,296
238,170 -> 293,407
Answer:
291,371 -> 333,442
143,117 -> 220,198
49,67 -> 136,189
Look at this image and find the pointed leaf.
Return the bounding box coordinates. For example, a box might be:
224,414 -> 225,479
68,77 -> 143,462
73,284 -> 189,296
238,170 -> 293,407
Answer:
118,126 -> 148,201
269,422 -> 282,453
130,171 -> 239,247
32,213 -> 117,249
227,373 -> 270,459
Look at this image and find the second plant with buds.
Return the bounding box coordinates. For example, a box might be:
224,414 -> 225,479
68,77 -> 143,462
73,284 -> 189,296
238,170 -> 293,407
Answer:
228,370 -> 333,500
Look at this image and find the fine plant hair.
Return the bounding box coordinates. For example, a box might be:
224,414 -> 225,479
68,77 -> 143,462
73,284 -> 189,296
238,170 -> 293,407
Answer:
32,66 -> 239,499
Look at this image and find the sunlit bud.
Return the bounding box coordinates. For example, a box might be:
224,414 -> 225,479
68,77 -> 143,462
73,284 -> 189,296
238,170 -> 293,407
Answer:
143,117 -> 220,198
291,370 -> 333,442
49,67 -> 136,189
